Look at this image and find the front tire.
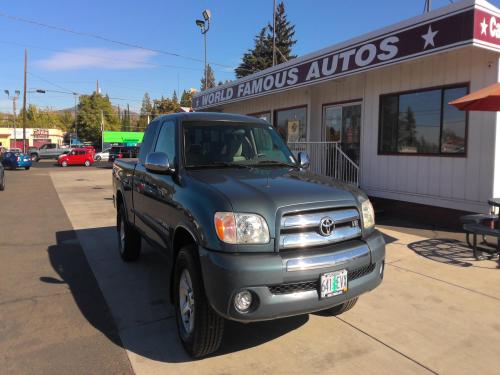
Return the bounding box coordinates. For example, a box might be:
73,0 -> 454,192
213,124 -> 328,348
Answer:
31,154 -> 39,162
323,297 -> 359,316
174,246 -> 224,358
61,160 -> 68,167
0,175 -> 5,191
84,160 -> 91,167
117,204 -> 141,261
95,155 -> 101,161
25,167 -> 30,170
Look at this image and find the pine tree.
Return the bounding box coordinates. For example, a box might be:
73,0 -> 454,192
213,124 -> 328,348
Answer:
172,90 -> 178,103
235,1 -> 296,78
270,2 -> 297,65
200,64 -> 216,91
137,92 -> 153,130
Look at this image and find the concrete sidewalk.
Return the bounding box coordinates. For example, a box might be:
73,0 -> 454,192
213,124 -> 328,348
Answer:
49,168 -> 500,375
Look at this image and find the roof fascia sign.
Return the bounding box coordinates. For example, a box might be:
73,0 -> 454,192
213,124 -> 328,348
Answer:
193,0 -> 500,110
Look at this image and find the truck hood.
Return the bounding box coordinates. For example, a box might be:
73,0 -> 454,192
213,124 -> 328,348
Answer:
187,167 -> 360,229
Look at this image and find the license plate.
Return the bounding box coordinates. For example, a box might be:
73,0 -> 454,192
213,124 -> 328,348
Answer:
320,269 -> 348,298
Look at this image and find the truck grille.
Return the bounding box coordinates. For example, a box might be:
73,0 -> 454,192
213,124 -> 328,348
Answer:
279,208 -> 361,250
268,264 -> 375,295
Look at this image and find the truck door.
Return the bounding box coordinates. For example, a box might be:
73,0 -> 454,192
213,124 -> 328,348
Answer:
139,120 -> 177,254
132,121 -> 160,242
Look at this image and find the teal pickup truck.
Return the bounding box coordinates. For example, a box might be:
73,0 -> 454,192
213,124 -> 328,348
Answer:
113,112 -> 385,358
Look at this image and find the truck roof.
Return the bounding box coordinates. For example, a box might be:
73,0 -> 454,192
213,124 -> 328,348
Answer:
155,112 -> 267,125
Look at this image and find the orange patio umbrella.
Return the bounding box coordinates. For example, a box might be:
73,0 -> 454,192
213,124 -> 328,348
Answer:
449,82 -> 500,111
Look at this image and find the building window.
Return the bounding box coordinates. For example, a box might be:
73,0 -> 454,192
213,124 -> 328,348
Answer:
274,106 -> 307,143
378,85 -> 467,155
249,111 -> 272,124
323,102 -> 362,165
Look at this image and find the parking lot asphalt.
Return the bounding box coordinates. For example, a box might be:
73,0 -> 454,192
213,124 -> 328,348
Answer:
2,161 -> 500,374
0,162 -> 132,375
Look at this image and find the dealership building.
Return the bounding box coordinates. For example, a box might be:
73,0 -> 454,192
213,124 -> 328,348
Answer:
193,0 -> 500,213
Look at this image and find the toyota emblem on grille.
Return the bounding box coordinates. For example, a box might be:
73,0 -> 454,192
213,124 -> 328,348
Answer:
319,217 -> 334,236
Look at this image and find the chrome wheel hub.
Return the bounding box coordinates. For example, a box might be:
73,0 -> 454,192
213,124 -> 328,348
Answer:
179,269 -> 195,335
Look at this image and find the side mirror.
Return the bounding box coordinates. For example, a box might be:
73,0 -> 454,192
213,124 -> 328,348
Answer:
297,151 -> 310,169
145,152 -> 174,174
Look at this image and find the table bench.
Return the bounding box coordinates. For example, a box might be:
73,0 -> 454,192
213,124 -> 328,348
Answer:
462,223 -> 500,260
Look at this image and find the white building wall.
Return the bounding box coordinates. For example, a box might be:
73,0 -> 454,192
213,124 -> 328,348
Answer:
217,46 -> 499,213
362,46 -> 498,212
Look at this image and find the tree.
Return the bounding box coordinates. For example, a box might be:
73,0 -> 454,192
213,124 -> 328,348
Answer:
154,96 -> 180,115
75,93 -> 120,145
172,90 -> 178,103
200,64 -> 216,91
137,92 -> 153,130
235,1 -> 297,78
180,90 -> 193,108
121,104 -> 131,131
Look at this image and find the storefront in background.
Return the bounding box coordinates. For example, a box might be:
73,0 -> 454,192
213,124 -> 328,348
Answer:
193,0 -> 500,213
102,131 -> 144,149
0,128 -> 64,150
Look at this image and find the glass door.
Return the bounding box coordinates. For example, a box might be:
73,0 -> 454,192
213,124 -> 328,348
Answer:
323,102 -> 361,165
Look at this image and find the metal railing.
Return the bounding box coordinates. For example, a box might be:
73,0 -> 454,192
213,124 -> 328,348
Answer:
288,141 -> 359,186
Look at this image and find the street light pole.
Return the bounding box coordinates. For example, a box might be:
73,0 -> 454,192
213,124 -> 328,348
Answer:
196,9 -> 211,90
272,0 -> 277,66
204,31 -> 207,90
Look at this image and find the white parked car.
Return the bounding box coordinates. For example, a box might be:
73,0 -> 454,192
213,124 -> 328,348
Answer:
94,148 -> 111,161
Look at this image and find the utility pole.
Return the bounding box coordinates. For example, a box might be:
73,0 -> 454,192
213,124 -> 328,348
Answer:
13,97 -> 17,148
96,80 -> 100,94
22,49 -> 27,153
272,0 -> 277,66
73,93 -> 78,144
101,110 -> 104,152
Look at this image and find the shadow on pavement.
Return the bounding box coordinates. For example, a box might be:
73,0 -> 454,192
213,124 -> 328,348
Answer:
408,238 -> 499,268
41,228 -> 308,362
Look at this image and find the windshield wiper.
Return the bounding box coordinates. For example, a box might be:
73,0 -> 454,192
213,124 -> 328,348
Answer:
186,162 -> 250,169
253,160 -> 298,168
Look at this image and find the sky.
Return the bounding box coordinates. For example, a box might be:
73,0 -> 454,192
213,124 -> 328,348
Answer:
1,0 -> 499,113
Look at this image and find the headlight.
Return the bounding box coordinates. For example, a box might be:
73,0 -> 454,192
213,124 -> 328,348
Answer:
214,212 -> 270,244
360,198 -> 375,231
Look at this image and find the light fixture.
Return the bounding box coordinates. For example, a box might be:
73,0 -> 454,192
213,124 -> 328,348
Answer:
4,90 -> 9,96
202,9 -> 211,21
195,19 -> 205,29
234,290 -> 252,313
14,90 -> 20,96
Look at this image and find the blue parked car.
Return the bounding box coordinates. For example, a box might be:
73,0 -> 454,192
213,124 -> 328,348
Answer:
1,151 -> 32,170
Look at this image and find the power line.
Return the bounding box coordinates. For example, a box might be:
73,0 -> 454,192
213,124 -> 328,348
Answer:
0,40 -> 235,76
0,11 -> 246,71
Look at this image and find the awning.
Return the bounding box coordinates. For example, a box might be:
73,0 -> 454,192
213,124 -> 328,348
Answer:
449,82 -> 500,111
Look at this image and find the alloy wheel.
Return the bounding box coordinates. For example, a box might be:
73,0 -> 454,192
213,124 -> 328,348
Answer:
178,269 -> 195,335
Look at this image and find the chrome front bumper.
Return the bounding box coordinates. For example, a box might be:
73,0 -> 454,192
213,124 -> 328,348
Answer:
199,230 -> 385,322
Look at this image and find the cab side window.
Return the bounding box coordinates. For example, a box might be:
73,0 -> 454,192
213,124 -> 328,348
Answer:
138,121 -> 160,164
154,121 -> 176,161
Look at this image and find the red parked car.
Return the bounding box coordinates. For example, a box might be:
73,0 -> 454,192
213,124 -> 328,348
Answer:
58,148 -> 94,167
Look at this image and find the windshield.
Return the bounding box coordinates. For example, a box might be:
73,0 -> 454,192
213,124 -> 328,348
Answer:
183,121 -> 296,168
